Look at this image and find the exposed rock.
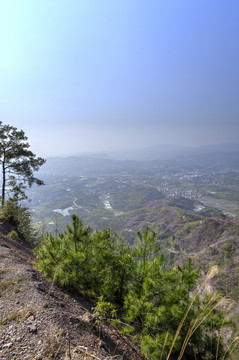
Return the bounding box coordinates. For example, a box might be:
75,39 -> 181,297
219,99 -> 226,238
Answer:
37,282 -> 46,292
27,324 -> 37,333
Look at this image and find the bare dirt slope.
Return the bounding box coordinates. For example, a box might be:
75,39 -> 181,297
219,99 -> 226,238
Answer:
0,220 -> 142,360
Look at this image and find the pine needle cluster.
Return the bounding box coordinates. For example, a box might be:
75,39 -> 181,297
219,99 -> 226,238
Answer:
36,215 -> 132,303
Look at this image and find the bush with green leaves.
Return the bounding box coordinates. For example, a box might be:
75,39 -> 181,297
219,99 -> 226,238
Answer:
122,227 -> 229,359
7,230 -> 19,240
36,215 -> 235,359
1,198 -> 40,246
93,296 -> 118,338
36,215 -> 133,302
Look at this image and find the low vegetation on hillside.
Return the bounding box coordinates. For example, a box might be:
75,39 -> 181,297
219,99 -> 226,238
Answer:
36,215 -> 238,359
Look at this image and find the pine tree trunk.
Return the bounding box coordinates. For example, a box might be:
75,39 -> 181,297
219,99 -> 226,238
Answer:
1,154 -> 6,206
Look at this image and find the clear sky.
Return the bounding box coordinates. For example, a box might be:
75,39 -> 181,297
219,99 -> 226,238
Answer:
0,0 -> 239,156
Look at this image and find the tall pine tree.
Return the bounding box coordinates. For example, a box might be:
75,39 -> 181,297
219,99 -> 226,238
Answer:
0,122 -> 45,205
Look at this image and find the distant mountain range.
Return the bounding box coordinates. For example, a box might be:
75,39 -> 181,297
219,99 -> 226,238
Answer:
40,142 -> 239,175
71,142 -> 239,161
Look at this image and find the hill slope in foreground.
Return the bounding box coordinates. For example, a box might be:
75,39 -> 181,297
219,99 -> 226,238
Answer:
0,220 -> 140,360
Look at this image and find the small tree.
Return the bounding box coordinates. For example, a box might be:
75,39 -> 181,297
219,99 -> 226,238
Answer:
0,122 -> 46,205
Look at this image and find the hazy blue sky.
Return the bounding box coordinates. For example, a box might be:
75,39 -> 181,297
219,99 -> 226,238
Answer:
0,0 -> 239,156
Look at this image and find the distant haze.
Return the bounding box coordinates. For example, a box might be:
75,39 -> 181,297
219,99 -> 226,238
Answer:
0,1 -> 239,157
39,142 -> 239,163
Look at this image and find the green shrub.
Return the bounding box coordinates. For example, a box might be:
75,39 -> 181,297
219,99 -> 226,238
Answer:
93,296 -> 117,338
1,199 -> 39,246
184,220 -> 200,233
7,230 -> 18,240
122,229 -> 229,360
36,216 -> 234,359
36,215 -> 133,303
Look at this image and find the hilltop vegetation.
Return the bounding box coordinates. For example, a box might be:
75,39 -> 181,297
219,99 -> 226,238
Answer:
36,215 -> 236,360
1,200 -> 238,359
12,150 -> 238,358
1,146 -> 239,358
0,218 -> 141,360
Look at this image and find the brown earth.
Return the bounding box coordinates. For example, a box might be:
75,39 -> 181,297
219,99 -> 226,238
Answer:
0,219 -> 144,360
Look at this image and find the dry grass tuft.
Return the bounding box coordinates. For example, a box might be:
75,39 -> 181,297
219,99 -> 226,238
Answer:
6,304 -> 41,323
165,265 -> 237,360
42,328 -> 66,359
0,279 -> 16,290
0,266 -> 16,274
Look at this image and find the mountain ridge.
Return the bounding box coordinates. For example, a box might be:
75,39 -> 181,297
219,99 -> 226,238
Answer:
56,142 -> 239,161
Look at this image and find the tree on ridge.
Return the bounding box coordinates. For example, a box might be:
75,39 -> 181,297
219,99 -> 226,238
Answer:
0,121 -> 46,206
